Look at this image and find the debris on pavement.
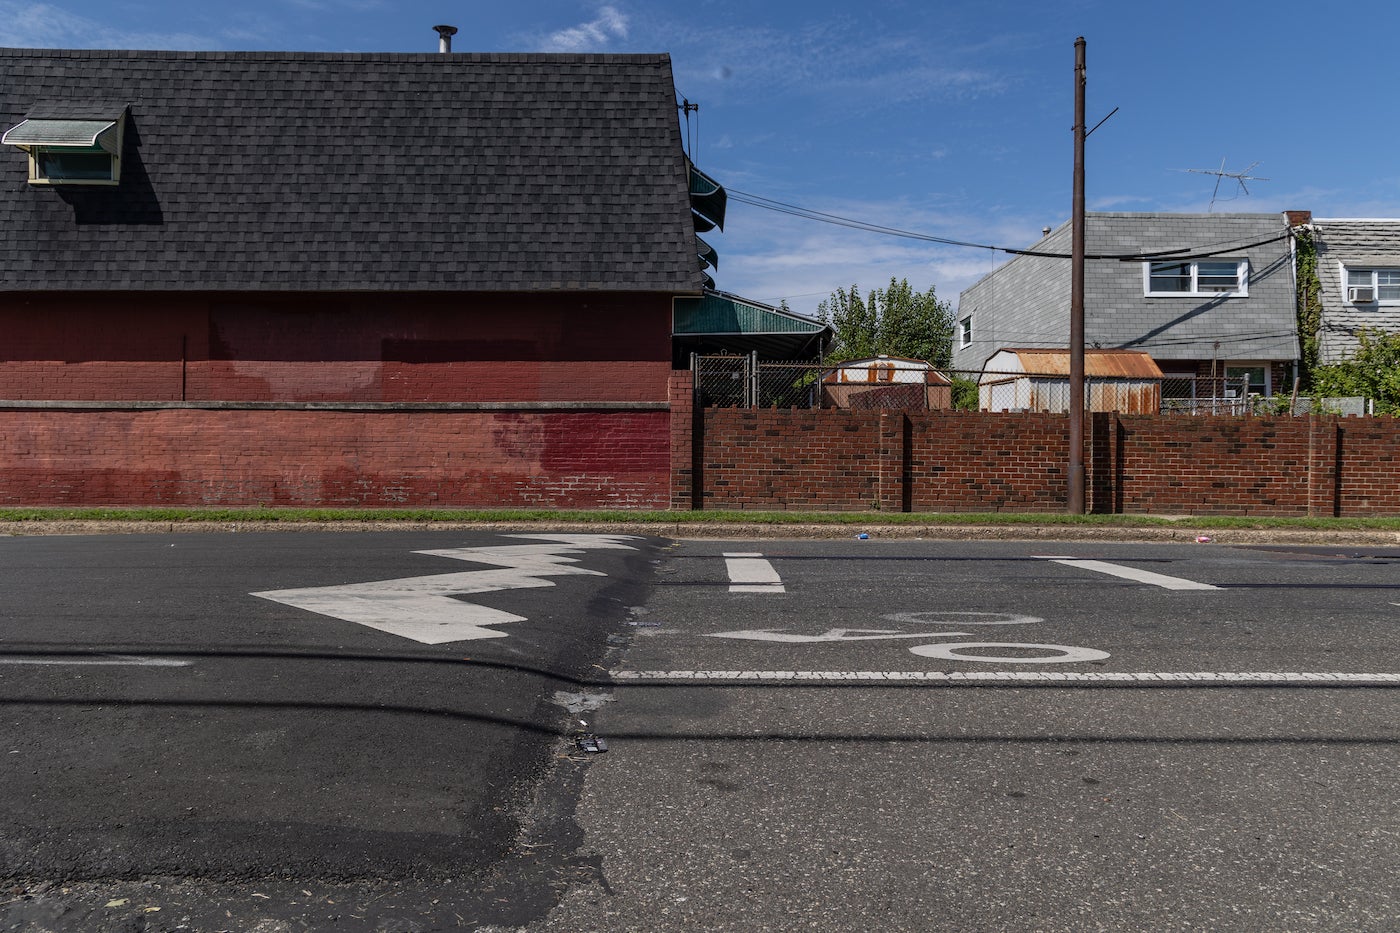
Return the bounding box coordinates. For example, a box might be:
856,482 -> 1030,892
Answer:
576,734 -> 609,754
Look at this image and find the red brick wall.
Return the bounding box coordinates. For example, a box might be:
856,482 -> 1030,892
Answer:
698,409 -> 1077,512
0,292 -> 671,403
695,408 -> 1400,517
699,409 -> 885,510
0,407 -> 670,508
669,369 -> 697,509
908,412 -> 1070,512
1329,420 -> 1400,516
1109,416 -> 1312,516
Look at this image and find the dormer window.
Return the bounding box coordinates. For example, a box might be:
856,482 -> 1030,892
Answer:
3,105 -> 127,185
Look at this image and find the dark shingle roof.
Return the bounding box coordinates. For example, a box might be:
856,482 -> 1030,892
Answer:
0,48 -> 705,293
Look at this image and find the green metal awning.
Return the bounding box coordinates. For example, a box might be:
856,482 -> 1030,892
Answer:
673,291 -> 831,361
688,160 -> 726,232
696,234 -> 718,271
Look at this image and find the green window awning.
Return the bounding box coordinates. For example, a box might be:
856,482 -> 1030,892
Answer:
688,160 -> 726,232
697,234 -> 718,271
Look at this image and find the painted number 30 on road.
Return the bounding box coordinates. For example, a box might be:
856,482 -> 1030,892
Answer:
706,612 -> 1111,665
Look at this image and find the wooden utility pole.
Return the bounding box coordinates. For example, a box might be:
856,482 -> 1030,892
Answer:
1068,37 -> 1087,514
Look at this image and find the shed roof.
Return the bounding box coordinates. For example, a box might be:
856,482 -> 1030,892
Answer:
821,357 -> 952,385
983,348 -> 1164,379
0,48 -> 706,294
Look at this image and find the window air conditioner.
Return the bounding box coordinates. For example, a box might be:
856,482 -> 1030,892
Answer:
1348,286 -> 1376,303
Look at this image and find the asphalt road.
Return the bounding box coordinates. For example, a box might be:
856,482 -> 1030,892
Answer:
0,530 -> 656,931
2,532 -> 1398,931
541,538 -> 1400,932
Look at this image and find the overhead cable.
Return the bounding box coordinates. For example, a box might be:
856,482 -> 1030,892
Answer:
726,188 -> 1293,262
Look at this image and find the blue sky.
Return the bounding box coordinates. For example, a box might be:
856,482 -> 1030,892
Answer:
4,0 -> 1399,318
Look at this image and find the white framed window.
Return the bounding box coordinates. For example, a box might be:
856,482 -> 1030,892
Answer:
2,112 -> 126,186
959,316 -> 972,348
1225,364 -> 1270,397
1343,266 -> 1400,305
1143,259 -> 1249,297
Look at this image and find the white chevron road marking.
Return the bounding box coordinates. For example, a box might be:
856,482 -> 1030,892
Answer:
252,534 -> 639,644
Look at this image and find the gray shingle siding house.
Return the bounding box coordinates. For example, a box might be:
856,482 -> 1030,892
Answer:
954,212 -> 1300,398
1308,218 -> 1400,363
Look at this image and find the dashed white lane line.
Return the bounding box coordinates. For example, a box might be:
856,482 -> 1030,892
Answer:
610,671 -> 1400,684
723,552 -> 786,593
0,655 -> 192,667
1035,556 -> 1220,591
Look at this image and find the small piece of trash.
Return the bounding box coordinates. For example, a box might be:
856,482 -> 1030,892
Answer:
856,533 -> 870,540
143,907 -> 161,913
105,899 -> 129,908
251,893 -> 271,900
576,734 -> 609,754
1195,535 -> 1212,544
628,621 -> 663,627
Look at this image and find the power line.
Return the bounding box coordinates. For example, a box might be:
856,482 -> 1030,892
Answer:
726,187 -> 1292,262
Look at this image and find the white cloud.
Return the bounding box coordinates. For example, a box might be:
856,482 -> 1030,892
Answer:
539,4 -> 628,52
0,1 -> 215,49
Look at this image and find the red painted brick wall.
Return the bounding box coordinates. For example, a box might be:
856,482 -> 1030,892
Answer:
0,407 -> 670,508
0,292 -> 671,403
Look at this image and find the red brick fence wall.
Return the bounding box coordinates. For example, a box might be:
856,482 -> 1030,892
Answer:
0,369 -> 1395,515
676,402 -> 1400,517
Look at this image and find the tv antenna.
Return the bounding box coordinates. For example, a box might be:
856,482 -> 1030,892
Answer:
1175,158 -> 1269,211
679,97 -> 700,156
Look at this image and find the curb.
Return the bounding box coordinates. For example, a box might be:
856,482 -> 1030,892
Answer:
1,520 -> 1397,546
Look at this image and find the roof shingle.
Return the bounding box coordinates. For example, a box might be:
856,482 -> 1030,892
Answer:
0,48 -> 705,293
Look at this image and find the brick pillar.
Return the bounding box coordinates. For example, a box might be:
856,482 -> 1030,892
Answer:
877,410 -> 907,512
1307,415 -> 1340,517
1088,411 -> 1120,514
668,369 -> 697,510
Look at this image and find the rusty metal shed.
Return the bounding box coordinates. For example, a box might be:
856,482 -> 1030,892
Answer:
979,348 -> 1163,413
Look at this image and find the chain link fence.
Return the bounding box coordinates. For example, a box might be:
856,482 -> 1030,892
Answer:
691,354 -> 1353,415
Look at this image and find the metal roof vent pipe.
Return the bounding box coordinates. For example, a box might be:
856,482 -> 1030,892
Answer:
433,25 -> 458,53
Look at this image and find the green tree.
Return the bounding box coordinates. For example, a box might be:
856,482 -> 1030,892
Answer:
817,278 -> 954,365
1310,329 -> 1400,414
950,376 -> 980,411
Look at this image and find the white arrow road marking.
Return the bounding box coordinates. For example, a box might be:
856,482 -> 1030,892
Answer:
705,627 -> 974,643
252,534 -> 638,645
724,552 -> 785,593
1035,556 -> 1219,590
0,655 -> 192,667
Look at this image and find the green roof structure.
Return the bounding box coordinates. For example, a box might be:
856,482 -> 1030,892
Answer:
673,290 -> 832,362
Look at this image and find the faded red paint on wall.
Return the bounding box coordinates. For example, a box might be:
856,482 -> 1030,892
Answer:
0,291 -> 672,403
0,408 -> 670,508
